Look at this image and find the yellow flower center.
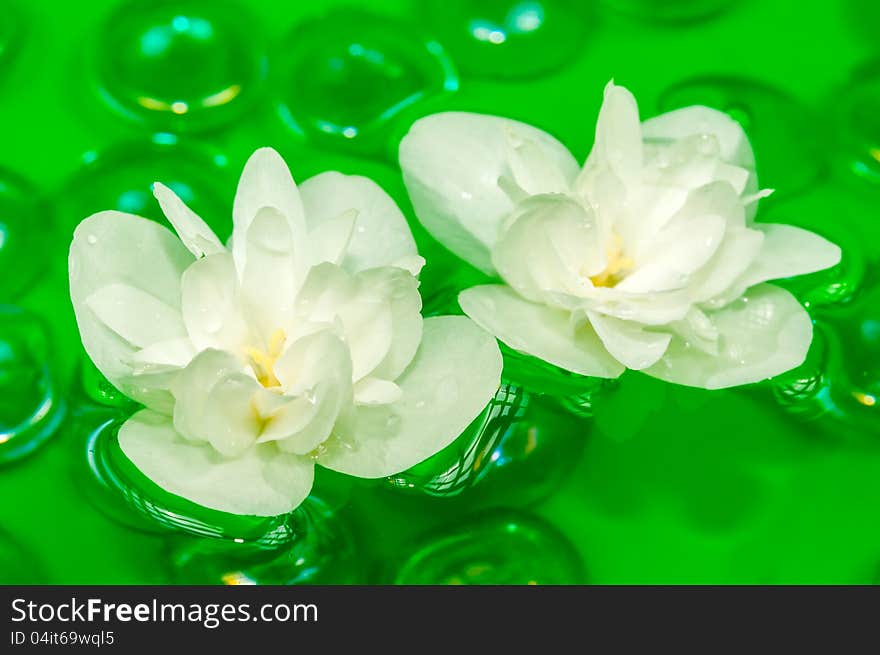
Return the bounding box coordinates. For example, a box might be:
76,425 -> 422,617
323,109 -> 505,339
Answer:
589,234 -> 634,288
244,328 -> 287,389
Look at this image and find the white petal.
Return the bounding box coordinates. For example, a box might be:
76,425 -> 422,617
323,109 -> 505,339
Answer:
459,284 -> 624,378
400,111 -> 578,273
624,180 -> 744,268
670,180 -> 746,230
294,264 -> 397,381
170,349 -> 262,457
689,227 -> 764,305
615,214 -> 725,293
584,81 -> 644,190
318,315 -> 502,478
561,286 -> 692,326
275,381 -> 346,456
129,337 -> 197,373
152,182 -> 224,258
355,267 -> 423,381
240,206 -> 300,339
492,194 -> 604,302
668,307 -> 719,355
737,224 -> 842,288
644,284 -> 813,389
85,283 -> 186,348
641,134 -> 750,195
232,148 -> 307,275
180,252 -> 249,352
306,208 -> 357,267
118,409 -> 315,517
254,393 -> 317,445
641,105 -> 755,170
642,105 -> 758,214
69,211 -> 193,409
587,311 -> 671,370
354,377 -> 402,405
274,330 -> 353,397
393,255 -> 426,276
299,172 -> 419,273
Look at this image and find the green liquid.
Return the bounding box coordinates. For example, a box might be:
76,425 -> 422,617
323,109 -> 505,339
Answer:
0,0 -> 877,584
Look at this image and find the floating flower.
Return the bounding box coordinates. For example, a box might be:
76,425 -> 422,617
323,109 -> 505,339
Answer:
399,82 -> 841,389
69,148 -> 502,516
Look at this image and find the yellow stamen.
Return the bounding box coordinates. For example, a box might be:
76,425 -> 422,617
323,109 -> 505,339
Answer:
244,328 -> 287,388
589,234 -> 634,288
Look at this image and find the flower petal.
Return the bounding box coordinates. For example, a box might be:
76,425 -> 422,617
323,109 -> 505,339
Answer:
400,112 -> 578,273
118,409 -> 315,517
299,172 -> 419,273
587,311 -> 671,370
254,393 -> 317,445
354,377 -> 402,405
85,283 -> 187,347
737,224 -> 842,288
641,105 -> 755,171
318,315 -> 502,478
180,252 -> 249,352
69,210 -> 193,409
274,330 -> 353,397
563,286 -> 692,326
493,194 -> 605,302
240,206 -> 301,340
643,284 -> 813,389
276,381 -> 347,455
152,182 -> 224,258
129,337 -> 197,372
306,208 -> 357,267
232,148 -> 307,275
170,349 -> 261,457
615,214 -> 725,293
355,267 -> 423,381
294,264 -> 401,381
585,81 -> 644,190
459,284 -> 624,378
689,227 -> 764,305
641,104 -> 759,215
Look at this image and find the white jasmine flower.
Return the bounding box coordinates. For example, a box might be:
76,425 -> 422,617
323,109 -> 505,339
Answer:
399,82 -> 841,389
69,147 -> 502,516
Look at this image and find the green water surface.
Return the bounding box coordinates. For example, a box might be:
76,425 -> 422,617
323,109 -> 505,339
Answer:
0,0 -> 878,583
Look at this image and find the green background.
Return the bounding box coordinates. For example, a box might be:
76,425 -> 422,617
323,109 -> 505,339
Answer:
1,0 -> 879,583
